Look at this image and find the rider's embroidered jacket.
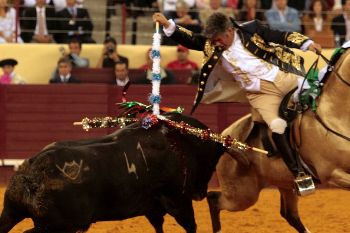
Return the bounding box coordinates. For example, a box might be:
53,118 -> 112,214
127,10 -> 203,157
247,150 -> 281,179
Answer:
164,19 -> 310,114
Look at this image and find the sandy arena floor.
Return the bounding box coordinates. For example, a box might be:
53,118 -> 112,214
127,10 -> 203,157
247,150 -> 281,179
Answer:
1,187 -> 350,233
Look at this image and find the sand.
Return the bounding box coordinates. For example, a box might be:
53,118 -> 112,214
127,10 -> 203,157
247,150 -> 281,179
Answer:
1,187 -> 350,233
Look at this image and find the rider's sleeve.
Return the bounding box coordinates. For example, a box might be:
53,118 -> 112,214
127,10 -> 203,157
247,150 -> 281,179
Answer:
300,40 -> 314,52
163,19 -> 176,37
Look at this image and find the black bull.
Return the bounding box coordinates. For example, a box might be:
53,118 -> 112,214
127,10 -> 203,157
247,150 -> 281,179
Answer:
0,113 -> 225,233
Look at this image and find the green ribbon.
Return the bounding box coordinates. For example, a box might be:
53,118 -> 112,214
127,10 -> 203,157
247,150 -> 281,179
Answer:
299,67 -> 320,111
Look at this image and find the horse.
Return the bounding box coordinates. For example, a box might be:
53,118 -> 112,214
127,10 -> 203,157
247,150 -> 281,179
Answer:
207,48 -> 350,233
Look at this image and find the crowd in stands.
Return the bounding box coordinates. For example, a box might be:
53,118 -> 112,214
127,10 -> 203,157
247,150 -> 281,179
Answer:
1,0 -> 350,86
0,0 -> 94,43
1,0 -> 349,46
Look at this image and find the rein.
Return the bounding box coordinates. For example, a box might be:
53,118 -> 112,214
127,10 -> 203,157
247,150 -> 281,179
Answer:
314,112 -> 350,141
313,49 -> 350,141
317,50 -> 350,87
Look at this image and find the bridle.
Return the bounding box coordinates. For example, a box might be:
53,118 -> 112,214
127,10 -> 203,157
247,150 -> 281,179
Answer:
313,49 -> 350,141
317,51 -> 350,87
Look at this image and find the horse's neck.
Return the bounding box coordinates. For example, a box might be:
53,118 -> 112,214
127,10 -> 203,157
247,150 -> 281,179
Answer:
318,49 -> 350,116
317,49 -> 350,130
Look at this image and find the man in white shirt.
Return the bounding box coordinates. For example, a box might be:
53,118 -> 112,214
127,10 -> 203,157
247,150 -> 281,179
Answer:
331,0 -> 350,45
114,61 -> 130,87
21,0 -> 57,43
153,12 -> 321,194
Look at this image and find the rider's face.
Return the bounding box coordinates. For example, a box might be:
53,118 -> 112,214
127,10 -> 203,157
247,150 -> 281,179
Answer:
210,28 -> 235,50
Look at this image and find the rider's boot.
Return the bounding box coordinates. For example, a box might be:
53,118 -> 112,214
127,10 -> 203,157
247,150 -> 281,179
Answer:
272,132 -> 315,196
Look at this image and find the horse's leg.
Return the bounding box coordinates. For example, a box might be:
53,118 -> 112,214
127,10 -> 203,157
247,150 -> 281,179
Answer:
207,191 -> 222,233
329,169 -> 350,189
207,185 -> 260,233
279,188 -> 311,233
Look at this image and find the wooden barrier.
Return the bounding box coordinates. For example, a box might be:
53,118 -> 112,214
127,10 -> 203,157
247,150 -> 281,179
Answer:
0,84 -> 250,184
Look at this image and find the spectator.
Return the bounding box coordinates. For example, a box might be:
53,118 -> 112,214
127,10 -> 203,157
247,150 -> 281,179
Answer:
60,37 -> 90,67
303,0 -> 334,48
305,0 -> 334,10
49,0 -> 83,11
20,0 -> 57,43
137,48 -> 175,84
331,0 -> 350,46
113,61 -> 130,86
333,0 -> 343,11
166,45 -> 199,83
49,57 -> 80,83
22,0 -> 50,7
196,0 -> 209,9
200,0 -> 235,24
49,38 -> 89,80
56,0 -> 95,43
163,0 -> 202,45
49,0 -> 67,12
0,0 -> 23,43
265,0 -> 302,32
173,0 -> 202,33
223,0 -> 239,8
0,58 -> 25,84
158,0 -> 196,18
236,0 -> 264,22
21,0 -> 51,15
96,36 -> 129,68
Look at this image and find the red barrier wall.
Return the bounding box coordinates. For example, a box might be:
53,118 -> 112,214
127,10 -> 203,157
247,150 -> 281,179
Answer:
0,84 -> 250,184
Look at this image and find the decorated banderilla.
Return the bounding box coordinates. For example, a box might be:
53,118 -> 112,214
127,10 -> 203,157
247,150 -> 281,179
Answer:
73,114 -> 268,155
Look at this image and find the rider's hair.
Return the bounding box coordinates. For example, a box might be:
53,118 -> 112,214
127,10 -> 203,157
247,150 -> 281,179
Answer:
204,13 -> 232,39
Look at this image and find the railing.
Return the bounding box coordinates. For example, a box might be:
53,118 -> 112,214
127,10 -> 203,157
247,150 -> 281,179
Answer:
4,2 -> 346,45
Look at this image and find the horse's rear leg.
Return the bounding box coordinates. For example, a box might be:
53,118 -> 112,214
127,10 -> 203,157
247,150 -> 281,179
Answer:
279,188 -> 311,233
207,191 -> 222,233
329,169 -> 350,189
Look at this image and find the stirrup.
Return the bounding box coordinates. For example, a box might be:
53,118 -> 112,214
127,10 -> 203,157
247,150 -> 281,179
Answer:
294,173 -> 315,196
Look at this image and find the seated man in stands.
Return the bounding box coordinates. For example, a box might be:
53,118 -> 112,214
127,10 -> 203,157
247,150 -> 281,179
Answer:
265,0 -> 302,32
96,37 -> 129,68
331,0 -> 350,46
56,0 -> 95,43
303,0 -> 334,48
113,61 -> 130,86
163,0 -> 202,45
49,57 -> 80,83
20,0 -> 57,43
60,37 -> 90,67
0,59 -> 25,84
166,45 -> 199,84
137,48 -> 175,84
